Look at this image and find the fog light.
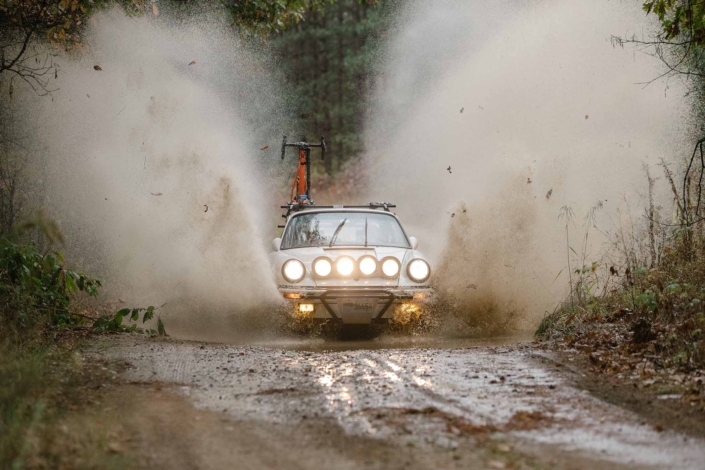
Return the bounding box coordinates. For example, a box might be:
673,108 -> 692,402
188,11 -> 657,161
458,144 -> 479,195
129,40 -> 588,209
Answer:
298,303 -> 315,313
284,292 -> 302,299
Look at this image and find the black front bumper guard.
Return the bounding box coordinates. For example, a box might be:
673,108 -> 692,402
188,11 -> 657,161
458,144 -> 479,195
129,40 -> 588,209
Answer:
317,289 -> 404,324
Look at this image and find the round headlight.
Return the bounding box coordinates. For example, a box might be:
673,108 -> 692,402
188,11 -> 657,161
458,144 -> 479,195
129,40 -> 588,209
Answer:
407,259 -> 431,283
336,256 -> 355,276
358,256 -> 377,276
282,259 -> 305,283
382,258 -> 400,277
313,258 -> 332,277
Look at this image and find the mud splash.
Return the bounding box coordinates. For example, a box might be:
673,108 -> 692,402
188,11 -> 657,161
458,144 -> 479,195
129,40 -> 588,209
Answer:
364,0 -> 692,332
16,9 -> 285,338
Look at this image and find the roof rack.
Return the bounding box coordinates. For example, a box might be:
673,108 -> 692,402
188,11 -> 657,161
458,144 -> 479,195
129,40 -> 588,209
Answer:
279,202 -> 396,222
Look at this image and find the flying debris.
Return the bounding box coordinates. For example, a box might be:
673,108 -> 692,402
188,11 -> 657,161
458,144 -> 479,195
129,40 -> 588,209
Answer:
93,65 -> 102,71
204,205 -> 208,213
546,189 -> 553,200
447,166 -> 452,174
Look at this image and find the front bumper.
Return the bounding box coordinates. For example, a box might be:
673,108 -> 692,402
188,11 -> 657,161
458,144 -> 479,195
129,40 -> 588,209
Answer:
278,286 -> 433,324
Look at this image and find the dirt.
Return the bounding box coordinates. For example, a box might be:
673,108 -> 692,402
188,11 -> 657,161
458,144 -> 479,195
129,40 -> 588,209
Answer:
76,334 -> 705,469
543,346 -> 705,440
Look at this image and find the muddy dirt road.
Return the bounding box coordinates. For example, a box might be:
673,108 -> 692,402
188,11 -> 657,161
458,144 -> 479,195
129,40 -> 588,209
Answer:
88,335 -> 705,469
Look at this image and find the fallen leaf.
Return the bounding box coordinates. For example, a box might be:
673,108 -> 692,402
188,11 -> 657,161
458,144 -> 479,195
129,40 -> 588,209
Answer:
93,65 -> 102,71
188,60 -> 196,66
527,178 -> 532,184
107,443 -> 124,454
152,4 -> 159,15
451,213 -> 455,217
150,192 -> 163,196
546,188 -> 553,200
118,299 -> 124,303
466,283 -> 477,289
204,205 -> 208,213
260,145 -> 269,150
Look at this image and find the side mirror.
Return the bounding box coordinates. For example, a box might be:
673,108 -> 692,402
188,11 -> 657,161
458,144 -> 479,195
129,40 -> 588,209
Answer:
408,236 -> 418,250
272,238 -> 282,252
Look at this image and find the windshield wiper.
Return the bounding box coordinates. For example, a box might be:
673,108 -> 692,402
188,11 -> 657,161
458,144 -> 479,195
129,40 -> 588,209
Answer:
329,218 -> 347,247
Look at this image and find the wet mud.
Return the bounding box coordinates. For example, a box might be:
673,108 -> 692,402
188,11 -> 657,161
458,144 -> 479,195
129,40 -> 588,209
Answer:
89,335 -> 705,469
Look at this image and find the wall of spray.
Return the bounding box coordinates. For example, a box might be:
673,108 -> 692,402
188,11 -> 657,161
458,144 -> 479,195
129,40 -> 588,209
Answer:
364,0 -> 693,331
12,1 -> 696,339
18,9 -> 290,341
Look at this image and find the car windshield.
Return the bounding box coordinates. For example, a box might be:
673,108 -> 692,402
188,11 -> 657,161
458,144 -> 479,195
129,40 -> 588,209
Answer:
281,212 -> 410,249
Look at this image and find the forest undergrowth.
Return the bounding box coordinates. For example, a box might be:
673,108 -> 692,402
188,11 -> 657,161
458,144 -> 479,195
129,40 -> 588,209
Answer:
0,214 -> 163,469
537,157 -> 705,412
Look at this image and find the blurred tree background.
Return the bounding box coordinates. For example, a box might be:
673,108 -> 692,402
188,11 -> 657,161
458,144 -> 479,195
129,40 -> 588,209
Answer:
269,0 -> 399,174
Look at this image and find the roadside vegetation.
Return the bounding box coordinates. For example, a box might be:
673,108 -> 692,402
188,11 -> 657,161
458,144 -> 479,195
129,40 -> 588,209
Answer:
537,0 -> 705,412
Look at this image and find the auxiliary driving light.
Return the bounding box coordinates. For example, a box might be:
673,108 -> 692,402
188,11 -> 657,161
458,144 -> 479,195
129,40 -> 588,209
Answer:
282,259 -> 305,283
336,256 -> 355,276
358,256 -> 377,276
407,259 -> 431,283
313,258 -> 332,277
382,258 -> 400,277
298,303 -> 315,313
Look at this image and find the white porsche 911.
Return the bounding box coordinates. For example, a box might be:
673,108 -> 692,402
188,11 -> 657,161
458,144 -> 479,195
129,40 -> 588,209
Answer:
270,203 -> 433,327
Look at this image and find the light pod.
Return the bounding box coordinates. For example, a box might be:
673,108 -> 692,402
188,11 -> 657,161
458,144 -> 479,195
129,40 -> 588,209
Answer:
282,259 -> 305,283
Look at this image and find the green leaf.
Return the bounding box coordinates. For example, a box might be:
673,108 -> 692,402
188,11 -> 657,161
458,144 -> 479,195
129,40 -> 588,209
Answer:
115,308 -> 130,323
157,317 -> 166,336
143,306 -> 155,323
130,309 -> 140,321
553,268 -> 564,282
